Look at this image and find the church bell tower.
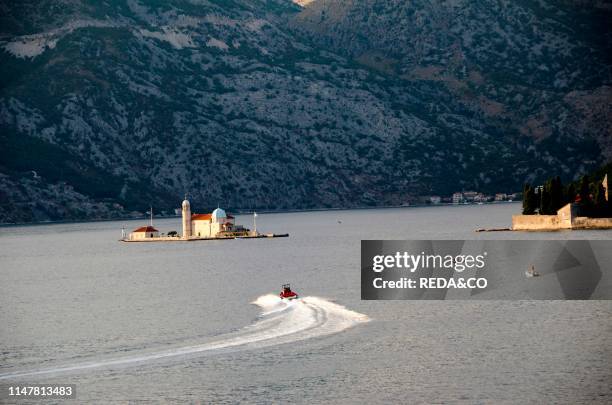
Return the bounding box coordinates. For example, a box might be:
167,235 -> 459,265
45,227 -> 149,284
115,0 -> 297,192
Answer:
182,196 -> 191,239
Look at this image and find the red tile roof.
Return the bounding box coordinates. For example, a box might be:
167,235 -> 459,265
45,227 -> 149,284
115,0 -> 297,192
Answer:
132,226 -> 159,233
191,213 -> 234,221
192,213 -> 212,221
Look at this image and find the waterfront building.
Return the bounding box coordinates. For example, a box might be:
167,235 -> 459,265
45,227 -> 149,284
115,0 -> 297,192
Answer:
181,198 -> 248,238
192,208 -> 240,238
462,191 -> 478,201
452,192 -> 463,205
129,226 -> 159,240
430,196 -> 441,204
473,193 -> 487,203
495,193 -> 507,201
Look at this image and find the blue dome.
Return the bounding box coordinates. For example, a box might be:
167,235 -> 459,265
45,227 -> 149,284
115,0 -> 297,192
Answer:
212,208 -> 227,221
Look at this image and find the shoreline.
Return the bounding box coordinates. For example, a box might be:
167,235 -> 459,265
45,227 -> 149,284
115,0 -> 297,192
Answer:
0,201 -> 520,228
120,233 -> 290,242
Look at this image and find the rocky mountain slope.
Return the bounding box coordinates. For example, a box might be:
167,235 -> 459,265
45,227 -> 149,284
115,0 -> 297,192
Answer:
292,0 -> 612,158
0,0 -> 609,223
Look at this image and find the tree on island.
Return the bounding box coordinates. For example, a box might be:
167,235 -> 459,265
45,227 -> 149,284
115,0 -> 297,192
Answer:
522,184 -> 537,214
550,176 -> 563,213
578,175 -> 591,205
565,183 -> 576,205
540,178 -> 562,215
593,182 -> 606,215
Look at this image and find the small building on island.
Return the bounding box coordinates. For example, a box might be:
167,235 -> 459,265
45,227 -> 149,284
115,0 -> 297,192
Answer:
129,225 -> 160,240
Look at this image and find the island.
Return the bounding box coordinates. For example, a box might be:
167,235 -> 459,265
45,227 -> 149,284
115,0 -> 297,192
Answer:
512,165 -> 612,231
121,197 -> 288,242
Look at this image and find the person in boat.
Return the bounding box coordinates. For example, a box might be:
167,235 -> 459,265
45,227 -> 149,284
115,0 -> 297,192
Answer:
527,265 -> 540,277
280,284 -> 298,299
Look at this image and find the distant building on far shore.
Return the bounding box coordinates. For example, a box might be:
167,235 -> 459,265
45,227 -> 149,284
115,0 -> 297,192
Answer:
495,193 -> 507,201
452,192 -> 463,205
473,193 -> 487,202
462,191 -> 478,201
429,196 -> 441,204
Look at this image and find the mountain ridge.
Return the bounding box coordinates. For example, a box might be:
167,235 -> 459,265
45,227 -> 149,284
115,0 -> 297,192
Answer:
0,0 -> 609,223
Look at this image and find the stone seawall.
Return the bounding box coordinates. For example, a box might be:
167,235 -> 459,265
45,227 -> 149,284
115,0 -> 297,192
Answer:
512,215 -> 612,231
512,215 -> 570,231
573,217 -> 612,229
511,202 -> 612,231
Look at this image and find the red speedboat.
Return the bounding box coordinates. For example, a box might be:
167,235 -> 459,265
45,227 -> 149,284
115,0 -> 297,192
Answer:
280,284 -> 299,300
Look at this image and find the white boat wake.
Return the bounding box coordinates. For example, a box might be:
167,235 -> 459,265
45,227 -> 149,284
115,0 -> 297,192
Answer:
0,295 -> 369,380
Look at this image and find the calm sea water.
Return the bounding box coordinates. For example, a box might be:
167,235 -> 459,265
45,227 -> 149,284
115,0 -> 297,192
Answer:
1,203 -> 611,403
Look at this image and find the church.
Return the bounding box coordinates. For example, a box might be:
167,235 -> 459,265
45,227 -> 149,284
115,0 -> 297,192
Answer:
181,198 -> 250,239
